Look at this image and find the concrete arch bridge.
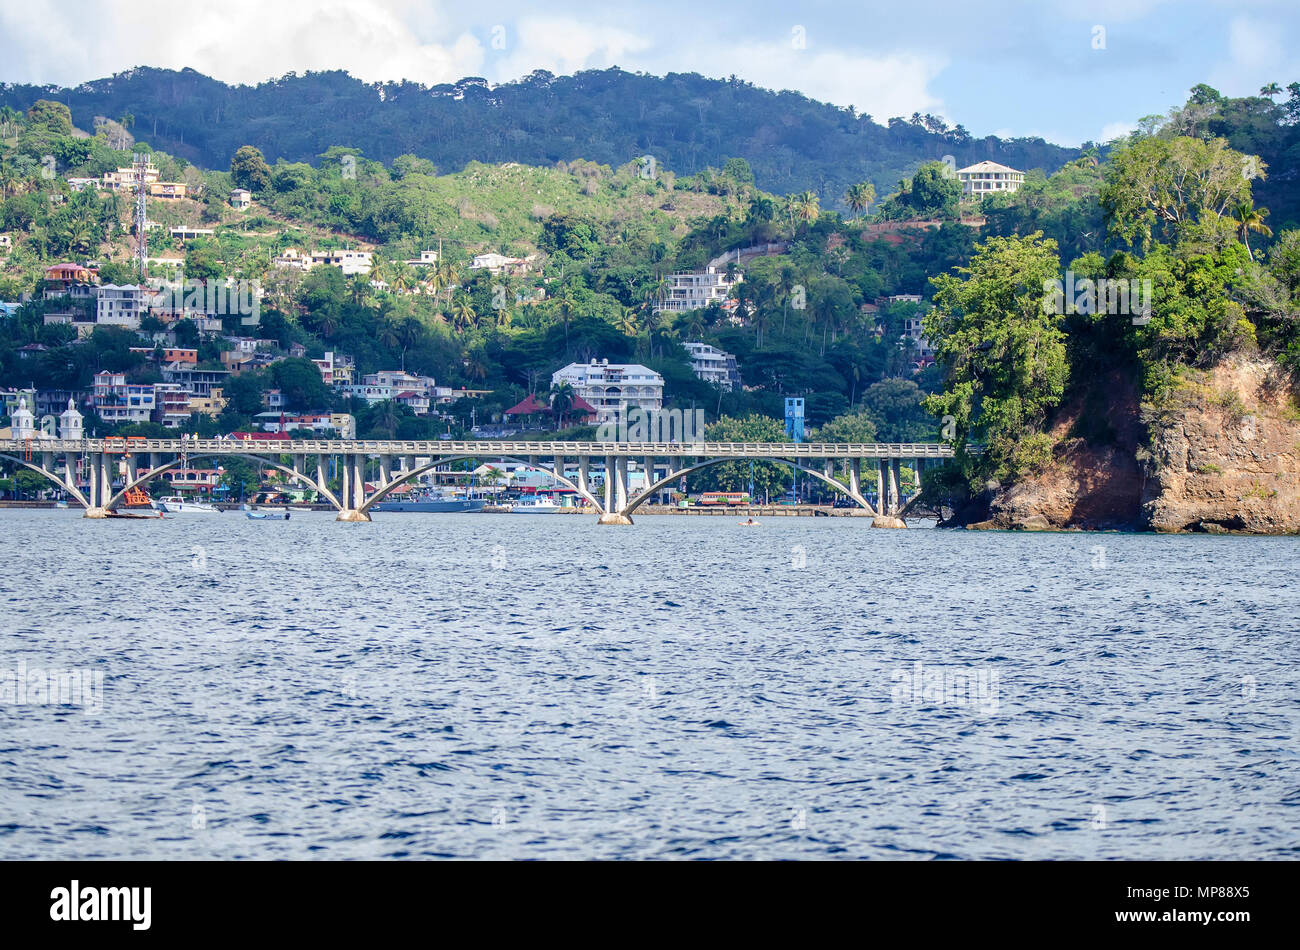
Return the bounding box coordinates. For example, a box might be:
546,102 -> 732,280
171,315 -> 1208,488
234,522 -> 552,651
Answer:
0,438 -> 955,525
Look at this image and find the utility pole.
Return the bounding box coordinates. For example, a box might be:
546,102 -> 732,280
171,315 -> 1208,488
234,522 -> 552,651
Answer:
133,153 -> 148,277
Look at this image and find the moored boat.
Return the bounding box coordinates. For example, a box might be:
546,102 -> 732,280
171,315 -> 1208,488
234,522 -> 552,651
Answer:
158,495 -> 220,514
510,495 -> 564,514
372,489 -> 488,513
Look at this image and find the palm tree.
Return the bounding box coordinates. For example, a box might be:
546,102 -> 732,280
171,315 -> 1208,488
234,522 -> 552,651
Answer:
316,310 -> 339,339
549,381 -> 576,429
438,261 -> 458,305
0,106 -> 19,139
1231,202 -> 1272,260
375,401 -> 400,438
0,163 -> 17,200
844,181 -> 875,219
557,291 -> 576,348
1260,83 -> 1282,101
461,349 -> 488,383
452,297 -> 477,332
425,265 -> 445,300
62,219 -> 93,256
387,260 -> 414,294
683,310 -> 706,340
377,322 -> 401,352
348,273 -> 372,306
638,297 -> 661,337
795,191 -> 820,226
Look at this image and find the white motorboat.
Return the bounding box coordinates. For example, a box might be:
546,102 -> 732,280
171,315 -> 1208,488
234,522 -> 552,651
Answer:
511,495 -> 564,513
159,495 -> 221,514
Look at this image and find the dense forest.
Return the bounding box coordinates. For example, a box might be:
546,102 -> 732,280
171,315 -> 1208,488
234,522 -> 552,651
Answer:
0,67 -> 1080,208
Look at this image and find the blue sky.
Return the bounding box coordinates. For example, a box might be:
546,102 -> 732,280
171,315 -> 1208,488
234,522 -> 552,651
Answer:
2,0 -> 1297,146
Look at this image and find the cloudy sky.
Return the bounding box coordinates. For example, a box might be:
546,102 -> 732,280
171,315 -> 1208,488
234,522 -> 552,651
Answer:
2,0 -> 1297,146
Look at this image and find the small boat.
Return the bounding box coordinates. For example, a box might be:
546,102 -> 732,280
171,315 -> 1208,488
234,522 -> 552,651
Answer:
54,501 -> 69,509
246,510 -> 290,520
511,495 -> 564,514
288,506 -> 312,513
159,495 -> 220,514
108,485 -> 165,518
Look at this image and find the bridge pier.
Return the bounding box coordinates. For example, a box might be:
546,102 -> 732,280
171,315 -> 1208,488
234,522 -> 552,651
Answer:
871,456 -> 907,527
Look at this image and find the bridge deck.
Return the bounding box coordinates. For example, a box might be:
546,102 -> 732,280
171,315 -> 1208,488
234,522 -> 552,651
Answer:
1,438 -> 956,459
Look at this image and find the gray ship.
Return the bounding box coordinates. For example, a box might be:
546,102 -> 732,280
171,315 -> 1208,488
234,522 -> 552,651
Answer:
371,489 -> 488,513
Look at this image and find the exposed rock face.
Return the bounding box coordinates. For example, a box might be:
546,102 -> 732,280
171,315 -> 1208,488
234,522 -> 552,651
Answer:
956,359 -> 1300,534
962,370 -> 1148,531
1142,360 -> 1300,534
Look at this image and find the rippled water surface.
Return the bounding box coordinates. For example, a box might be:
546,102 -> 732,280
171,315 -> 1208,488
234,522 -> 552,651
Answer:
1,509 -> 1297,860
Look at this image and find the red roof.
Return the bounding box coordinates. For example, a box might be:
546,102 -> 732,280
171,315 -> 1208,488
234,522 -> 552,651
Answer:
504,393 -> 548,415
505,392 -> 599,416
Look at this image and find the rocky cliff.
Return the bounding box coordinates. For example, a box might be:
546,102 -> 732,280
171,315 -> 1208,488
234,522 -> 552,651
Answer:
955,358 -> 1300,534
1142,359 -> 1300,534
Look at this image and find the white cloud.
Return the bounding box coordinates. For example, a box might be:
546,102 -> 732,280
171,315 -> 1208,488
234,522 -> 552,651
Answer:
0,2 -> 945,122
1208,15 -> 1296,95
0,0 -> 487,87
491,17 -> 651,78
660,42 -> 948,122
1099,120 -> 1137,142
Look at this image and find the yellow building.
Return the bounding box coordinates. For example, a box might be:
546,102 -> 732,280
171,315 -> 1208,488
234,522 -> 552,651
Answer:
188,388 -> 228,417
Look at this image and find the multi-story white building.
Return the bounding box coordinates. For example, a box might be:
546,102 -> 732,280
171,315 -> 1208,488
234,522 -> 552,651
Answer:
956,161 -> 1025,198
160,366 -> 229,398
902,315 -> 935,362
469,252 -> 534,276
312,249 -> 373,276
657,266 -> 742,313
684,341 -> 741,391
91,371 -> 156,424
102,163 -> 158,191
153,383 -> 193,427
551,359 -> 664,425
271,248 -> 313,272
341,382 -> 395,405
312,350 -> 355,387
95,284 -> 150,328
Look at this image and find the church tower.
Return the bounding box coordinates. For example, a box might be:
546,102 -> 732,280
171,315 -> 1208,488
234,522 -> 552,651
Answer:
59,398 -> 84,440
11,396 -> 35,439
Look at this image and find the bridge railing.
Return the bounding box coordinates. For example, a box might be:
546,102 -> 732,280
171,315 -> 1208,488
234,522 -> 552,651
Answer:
0,438 -> 962,458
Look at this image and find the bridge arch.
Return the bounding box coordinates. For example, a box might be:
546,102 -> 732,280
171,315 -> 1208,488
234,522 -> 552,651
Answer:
0,453 -> 89,509
622,456 -> 878,517
360,454 -> 606,515
106,452 -> 342,511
